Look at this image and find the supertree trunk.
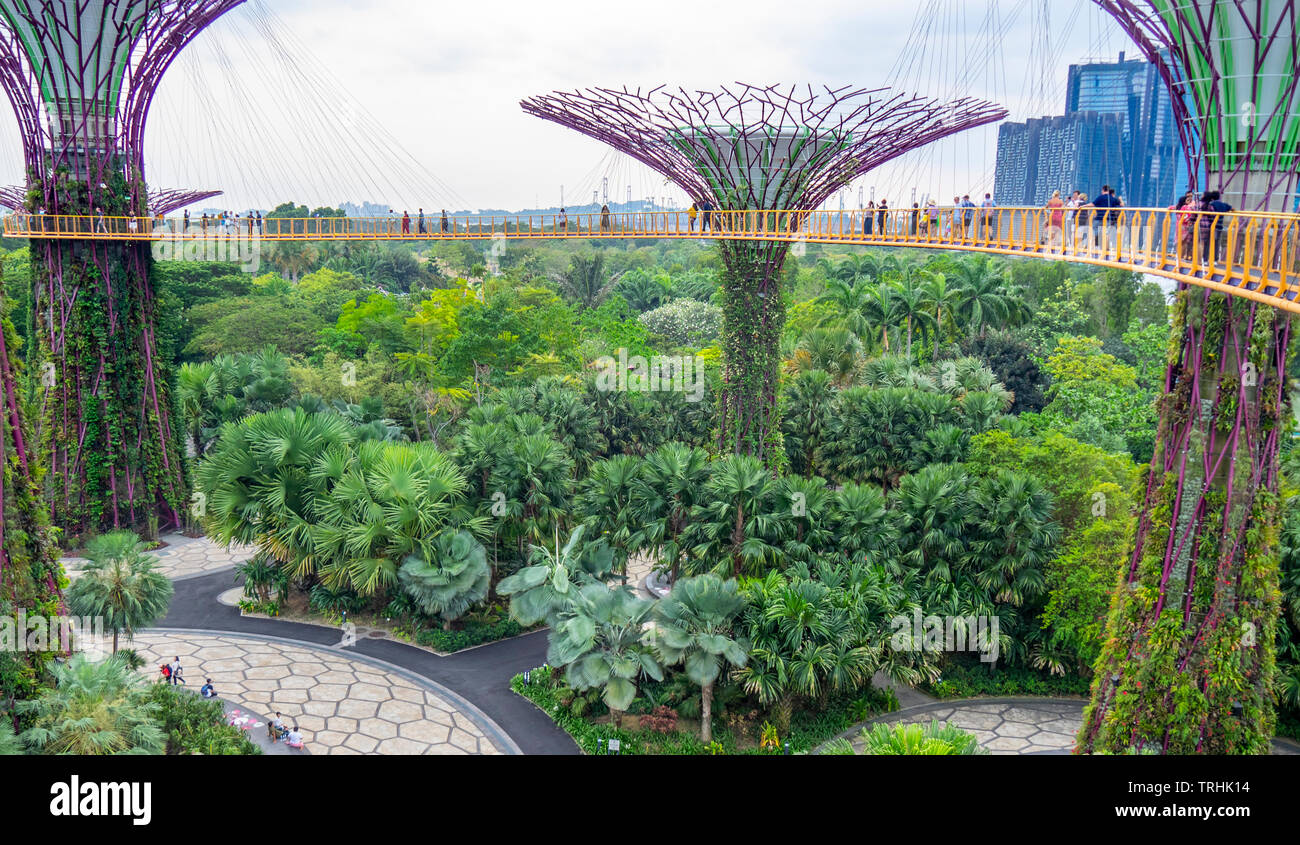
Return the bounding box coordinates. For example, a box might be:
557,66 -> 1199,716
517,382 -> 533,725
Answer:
31,222 -> 186,540
0,281 -> 64,680
1079,0 -> 1300,754
716,237 -> 789,465
1078,288 -> 1289,754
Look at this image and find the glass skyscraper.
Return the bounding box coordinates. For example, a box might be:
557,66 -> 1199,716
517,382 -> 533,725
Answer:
995,52 -> 1190,207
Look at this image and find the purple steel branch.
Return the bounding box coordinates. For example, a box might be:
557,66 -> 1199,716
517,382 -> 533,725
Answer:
521,84 -> 1008,210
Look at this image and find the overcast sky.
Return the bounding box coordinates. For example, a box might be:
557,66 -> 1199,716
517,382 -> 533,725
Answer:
0,0 -> 1136,213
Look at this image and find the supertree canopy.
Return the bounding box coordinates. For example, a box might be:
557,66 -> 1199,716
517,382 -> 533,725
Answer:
1079,1 -> 1298,754
522,84 -> 1007,461
1094,0 -> 1299,211
0,0 -> 244,540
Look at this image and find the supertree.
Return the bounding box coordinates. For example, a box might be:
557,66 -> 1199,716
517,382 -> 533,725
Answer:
522,84 -> 1006,462
1080,1 -> 1299,754
0,0 -> 245,540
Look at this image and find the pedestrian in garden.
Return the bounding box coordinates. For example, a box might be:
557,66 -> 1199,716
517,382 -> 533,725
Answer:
95,207 -> 107,234
200,679 -> 217,698
269,712 -> 286,742
285,725 -> 304,749
170,656 -> 184,685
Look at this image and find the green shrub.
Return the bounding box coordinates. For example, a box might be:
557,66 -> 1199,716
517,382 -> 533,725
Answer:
140,684 -> 259,756
923,662 -> 1090,699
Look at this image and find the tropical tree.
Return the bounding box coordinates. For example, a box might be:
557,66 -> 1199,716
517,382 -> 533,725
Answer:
683,454 -> 787,577
736,570 -> 877,727
18,654 -> 165,755
497,525 -> 614,626
920,270 -> 962,345
652,574 -> 749,742
577,455 -> 644,579
554,252 -> 621,311
627,442 -> 711,582
546,582 -> 662,728
66,532 -> 174,653
397,529 -> 491,628
953,255 -> 1025,337
891,272 -> 937,358
780,369 -> 836,478
791,328 -> 864,387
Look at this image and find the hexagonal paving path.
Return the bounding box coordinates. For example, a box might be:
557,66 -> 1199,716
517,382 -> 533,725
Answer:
850,698 -> 1300,755
855,699 -> 1086,755
131,629 -> 516,755
64,534 -> 255,582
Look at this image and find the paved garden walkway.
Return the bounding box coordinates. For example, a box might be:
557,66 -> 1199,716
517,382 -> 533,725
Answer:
134,629 -> 514,755
65,533 -> 254,581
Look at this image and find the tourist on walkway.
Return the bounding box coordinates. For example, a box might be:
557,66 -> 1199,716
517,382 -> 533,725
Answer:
558,207 -> 567,231
1175,192 -> 1197,260
687,203 -> 697,232
960,195 -> 976,239
910,203 -> 920,236
1089,185 -> 1122,251
601,203 -> 612,232
170,657 -> 184,685
441,209 -> 449,233
699,199 -> 713,232
1208,190 -> 1234,262
285,726 -> 304,749
401,211 -> 411,235
864,200 -> 875,235
979,193 -> 996,240
269,712 -> 286,742
200,679 -> 217,698
418,208 -> 427,235
1045,190 -> 1065,251
877,200 -> 889,237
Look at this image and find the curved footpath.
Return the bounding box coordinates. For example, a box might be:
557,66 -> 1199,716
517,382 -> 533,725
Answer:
137,538 -> 1300,757
158,569 -> 578,755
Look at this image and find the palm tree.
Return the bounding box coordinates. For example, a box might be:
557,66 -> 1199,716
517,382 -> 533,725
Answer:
628,443 -> 710,583
859,282 -> 901,353
17,654 -> 165,755
652,574 -> 749,742
547,582 -> 662,728
952,255 -> 1025,338
683,454 -> 786,577
498,525 -> 614,626
791,327 -> 864,387
967,471 -> 1058,607
919,270 -> 961,346
176,362 -> 217,458
815,278 -> 875,340
397,529 -> 491,629
554,252 -> 622,311
66,531 -> 174,653
578,454 -> 644,579
891,273 -> 937,359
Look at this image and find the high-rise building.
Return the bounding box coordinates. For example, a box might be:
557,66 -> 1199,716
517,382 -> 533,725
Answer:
993,113 -> 1125,206
994,52 -> 1190,208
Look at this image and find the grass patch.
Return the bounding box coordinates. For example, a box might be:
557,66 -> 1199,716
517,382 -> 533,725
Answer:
511,666 -> 897,755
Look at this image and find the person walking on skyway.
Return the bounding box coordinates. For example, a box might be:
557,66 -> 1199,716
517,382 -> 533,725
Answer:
441,209 -> 449,234
401,211 -> 411,235
687,203 -> 697,232
418,208 -> 427,235
601,204 -> 611,232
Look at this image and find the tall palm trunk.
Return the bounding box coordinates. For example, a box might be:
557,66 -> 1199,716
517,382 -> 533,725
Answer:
701,681 -> 715,743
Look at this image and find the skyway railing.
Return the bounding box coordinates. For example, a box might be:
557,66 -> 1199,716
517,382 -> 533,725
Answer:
5,206 -> 1299,313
